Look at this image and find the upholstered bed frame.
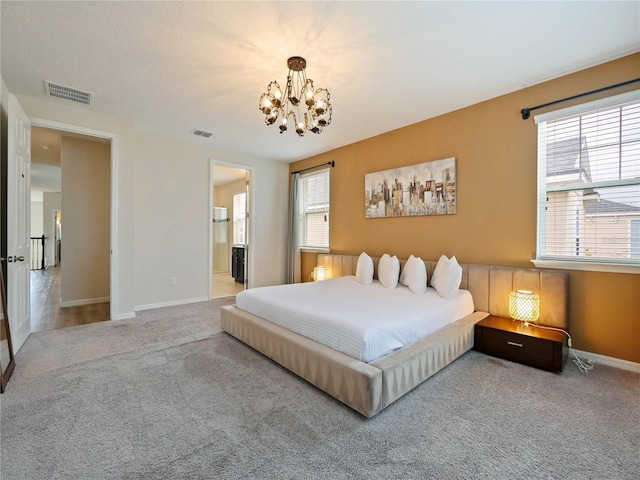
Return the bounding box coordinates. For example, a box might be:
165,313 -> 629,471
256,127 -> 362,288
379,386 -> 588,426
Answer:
220,254 -> 568,418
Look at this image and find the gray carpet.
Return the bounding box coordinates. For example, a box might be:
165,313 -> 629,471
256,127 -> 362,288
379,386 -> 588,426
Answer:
1,297 -> 638,480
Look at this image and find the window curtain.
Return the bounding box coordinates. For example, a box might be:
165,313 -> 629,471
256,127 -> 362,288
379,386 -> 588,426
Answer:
287,173 -> 301,283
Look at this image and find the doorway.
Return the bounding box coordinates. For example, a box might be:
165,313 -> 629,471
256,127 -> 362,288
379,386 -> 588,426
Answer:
29,125 -> 113,331
210,161 -> 252,299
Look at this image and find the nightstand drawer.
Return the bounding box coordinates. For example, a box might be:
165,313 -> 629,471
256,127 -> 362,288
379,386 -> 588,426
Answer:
474,315 -> 568,372
482,329 -> 553,362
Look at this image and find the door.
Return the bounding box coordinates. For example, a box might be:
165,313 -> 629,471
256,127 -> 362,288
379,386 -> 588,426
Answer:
7,94 -> 31,352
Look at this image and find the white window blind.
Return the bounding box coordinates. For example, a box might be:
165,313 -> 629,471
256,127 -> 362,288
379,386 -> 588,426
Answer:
299,169 -> 330,249
535,90 -> 640,268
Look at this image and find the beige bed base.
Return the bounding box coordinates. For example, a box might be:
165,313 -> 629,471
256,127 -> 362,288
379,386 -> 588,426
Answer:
220,254 -> 568,418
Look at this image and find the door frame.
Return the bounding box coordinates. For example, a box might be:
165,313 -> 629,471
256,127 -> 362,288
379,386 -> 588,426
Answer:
209,159 -> 254,298
31,117 -> 119,320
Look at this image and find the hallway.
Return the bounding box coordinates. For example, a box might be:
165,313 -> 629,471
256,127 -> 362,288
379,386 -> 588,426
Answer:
30,266 -> 110,332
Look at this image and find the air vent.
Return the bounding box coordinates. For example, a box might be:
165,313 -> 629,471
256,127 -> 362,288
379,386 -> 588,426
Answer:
44,81 -> 93,105
191,129 -> 213,138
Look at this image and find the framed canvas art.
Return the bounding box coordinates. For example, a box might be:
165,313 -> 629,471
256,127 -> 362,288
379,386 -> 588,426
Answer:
365,157 -> 456,218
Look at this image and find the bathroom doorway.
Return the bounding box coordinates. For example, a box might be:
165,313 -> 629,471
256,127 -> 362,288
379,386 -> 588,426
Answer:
210,162 -> 252,299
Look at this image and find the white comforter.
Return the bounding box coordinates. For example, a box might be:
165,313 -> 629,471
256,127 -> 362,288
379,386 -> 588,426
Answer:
235,276 -> 474,362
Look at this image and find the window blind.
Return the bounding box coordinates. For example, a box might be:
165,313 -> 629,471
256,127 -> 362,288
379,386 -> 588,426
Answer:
299,169 -> 330,249
535,90 -> 640,265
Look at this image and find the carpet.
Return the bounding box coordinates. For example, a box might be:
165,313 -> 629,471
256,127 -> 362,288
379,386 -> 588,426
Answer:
1,298 -> 638,479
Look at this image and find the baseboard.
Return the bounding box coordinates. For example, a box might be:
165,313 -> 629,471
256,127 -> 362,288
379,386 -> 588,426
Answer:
572,348 -> 640,373
115,312 -> 136,321
135,296 -> 209,312
60,296 -> 110,308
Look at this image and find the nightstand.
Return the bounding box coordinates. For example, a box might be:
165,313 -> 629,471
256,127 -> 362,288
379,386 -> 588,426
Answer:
474,315 -> 568,372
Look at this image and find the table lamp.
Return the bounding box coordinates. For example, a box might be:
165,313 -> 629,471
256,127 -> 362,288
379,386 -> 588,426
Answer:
313,266 -> 326,281
509,290 -> 540,326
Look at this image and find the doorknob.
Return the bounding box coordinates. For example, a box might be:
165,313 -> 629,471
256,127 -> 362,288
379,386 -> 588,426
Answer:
7,256 -> 25,262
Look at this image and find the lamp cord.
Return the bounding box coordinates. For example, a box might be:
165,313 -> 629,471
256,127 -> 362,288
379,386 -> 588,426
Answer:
526,322 -> 594,374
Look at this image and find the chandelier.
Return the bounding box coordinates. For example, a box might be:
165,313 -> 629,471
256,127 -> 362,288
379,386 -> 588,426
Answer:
258,56 -> 332,136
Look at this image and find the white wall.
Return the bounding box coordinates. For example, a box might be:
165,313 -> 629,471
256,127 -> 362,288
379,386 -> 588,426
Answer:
30,201 -> 43,237
133,131 -> 288,308
11,91 -> 288,315
43,192 -> 61,267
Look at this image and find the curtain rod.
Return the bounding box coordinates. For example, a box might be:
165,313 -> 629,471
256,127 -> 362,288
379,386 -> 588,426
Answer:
520,78 -> 640,120
291,160 -> 335,175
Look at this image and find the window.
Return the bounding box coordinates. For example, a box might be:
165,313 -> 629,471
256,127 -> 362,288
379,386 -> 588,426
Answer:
299,169 -> 330,250
534,90 -> 640,273
232,192 -> 246,245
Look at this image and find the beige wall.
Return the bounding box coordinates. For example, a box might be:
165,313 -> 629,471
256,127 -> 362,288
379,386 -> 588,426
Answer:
60,136 -> 111,305
292,54 -> 640,364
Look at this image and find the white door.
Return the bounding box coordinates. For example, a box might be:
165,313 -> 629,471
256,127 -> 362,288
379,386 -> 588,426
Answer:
7,94 -> 31,352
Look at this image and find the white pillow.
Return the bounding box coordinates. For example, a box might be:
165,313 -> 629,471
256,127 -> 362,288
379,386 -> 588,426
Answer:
430,254 -> 448,288
398,255 -> 414,285
431,255 -> 462,299
355,252 -> 374,285
378,254 -> 400,289
399,255 -> 427,294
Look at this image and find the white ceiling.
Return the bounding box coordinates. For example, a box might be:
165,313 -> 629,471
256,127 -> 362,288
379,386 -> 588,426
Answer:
2,1 -> 639,165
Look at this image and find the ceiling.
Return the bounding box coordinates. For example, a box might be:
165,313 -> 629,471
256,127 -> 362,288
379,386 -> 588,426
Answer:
2,2 -> 639,165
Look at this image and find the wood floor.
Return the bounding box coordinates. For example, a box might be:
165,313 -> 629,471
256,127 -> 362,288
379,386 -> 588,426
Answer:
30,267 -> 241,332
31,266 -> 110,332
212,272 -> 245,298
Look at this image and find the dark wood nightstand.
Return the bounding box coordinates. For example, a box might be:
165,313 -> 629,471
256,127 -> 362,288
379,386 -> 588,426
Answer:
474,315 -> 568,372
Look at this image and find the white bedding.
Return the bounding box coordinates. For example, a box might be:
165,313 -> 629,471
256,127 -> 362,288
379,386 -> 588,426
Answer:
235,276 -> 474,362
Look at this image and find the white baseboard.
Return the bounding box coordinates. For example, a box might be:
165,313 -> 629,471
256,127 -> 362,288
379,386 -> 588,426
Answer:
572,348 -> 640,373
135,296 -> 209,312
60,296 -> 110,308
114,312 -> 136,321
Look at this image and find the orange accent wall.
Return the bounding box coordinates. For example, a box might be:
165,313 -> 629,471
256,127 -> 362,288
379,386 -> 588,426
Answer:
292,54 -> 640,364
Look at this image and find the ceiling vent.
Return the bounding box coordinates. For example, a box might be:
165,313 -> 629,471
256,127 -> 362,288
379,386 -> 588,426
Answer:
191,129 -> 213,138
44,81 -> 93,105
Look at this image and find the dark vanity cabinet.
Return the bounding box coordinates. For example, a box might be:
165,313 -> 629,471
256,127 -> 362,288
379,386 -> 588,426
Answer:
232,246 -> 245,283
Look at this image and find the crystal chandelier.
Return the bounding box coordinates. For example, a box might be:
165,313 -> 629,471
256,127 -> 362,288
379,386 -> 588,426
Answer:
258,56 -> 332,136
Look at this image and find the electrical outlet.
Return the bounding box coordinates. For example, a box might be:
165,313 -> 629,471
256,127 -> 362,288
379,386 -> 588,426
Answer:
170,277 -> 177,286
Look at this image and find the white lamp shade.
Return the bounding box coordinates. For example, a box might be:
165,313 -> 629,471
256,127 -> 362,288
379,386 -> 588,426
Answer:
314,266 -> 326,281
509,290 -> 540,322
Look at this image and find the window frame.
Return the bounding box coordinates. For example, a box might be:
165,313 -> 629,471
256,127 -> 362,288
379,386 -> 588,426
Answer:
298,168 -> 330,252
532,89 -> 640,275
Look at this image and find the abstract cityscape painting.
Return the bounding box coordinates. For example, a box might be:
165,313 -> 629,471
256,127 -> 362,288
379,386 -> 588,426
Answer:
365,157 -> 456,218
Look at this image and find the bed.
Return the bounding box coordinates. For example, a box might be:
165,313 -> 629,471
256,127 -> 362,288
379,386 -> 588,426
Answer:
221,254 -> 569,418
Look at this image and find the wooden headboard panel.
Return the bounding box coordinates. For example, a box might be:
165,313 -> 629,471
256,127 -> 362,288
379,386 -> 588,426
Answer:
317,254 -> 569,329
